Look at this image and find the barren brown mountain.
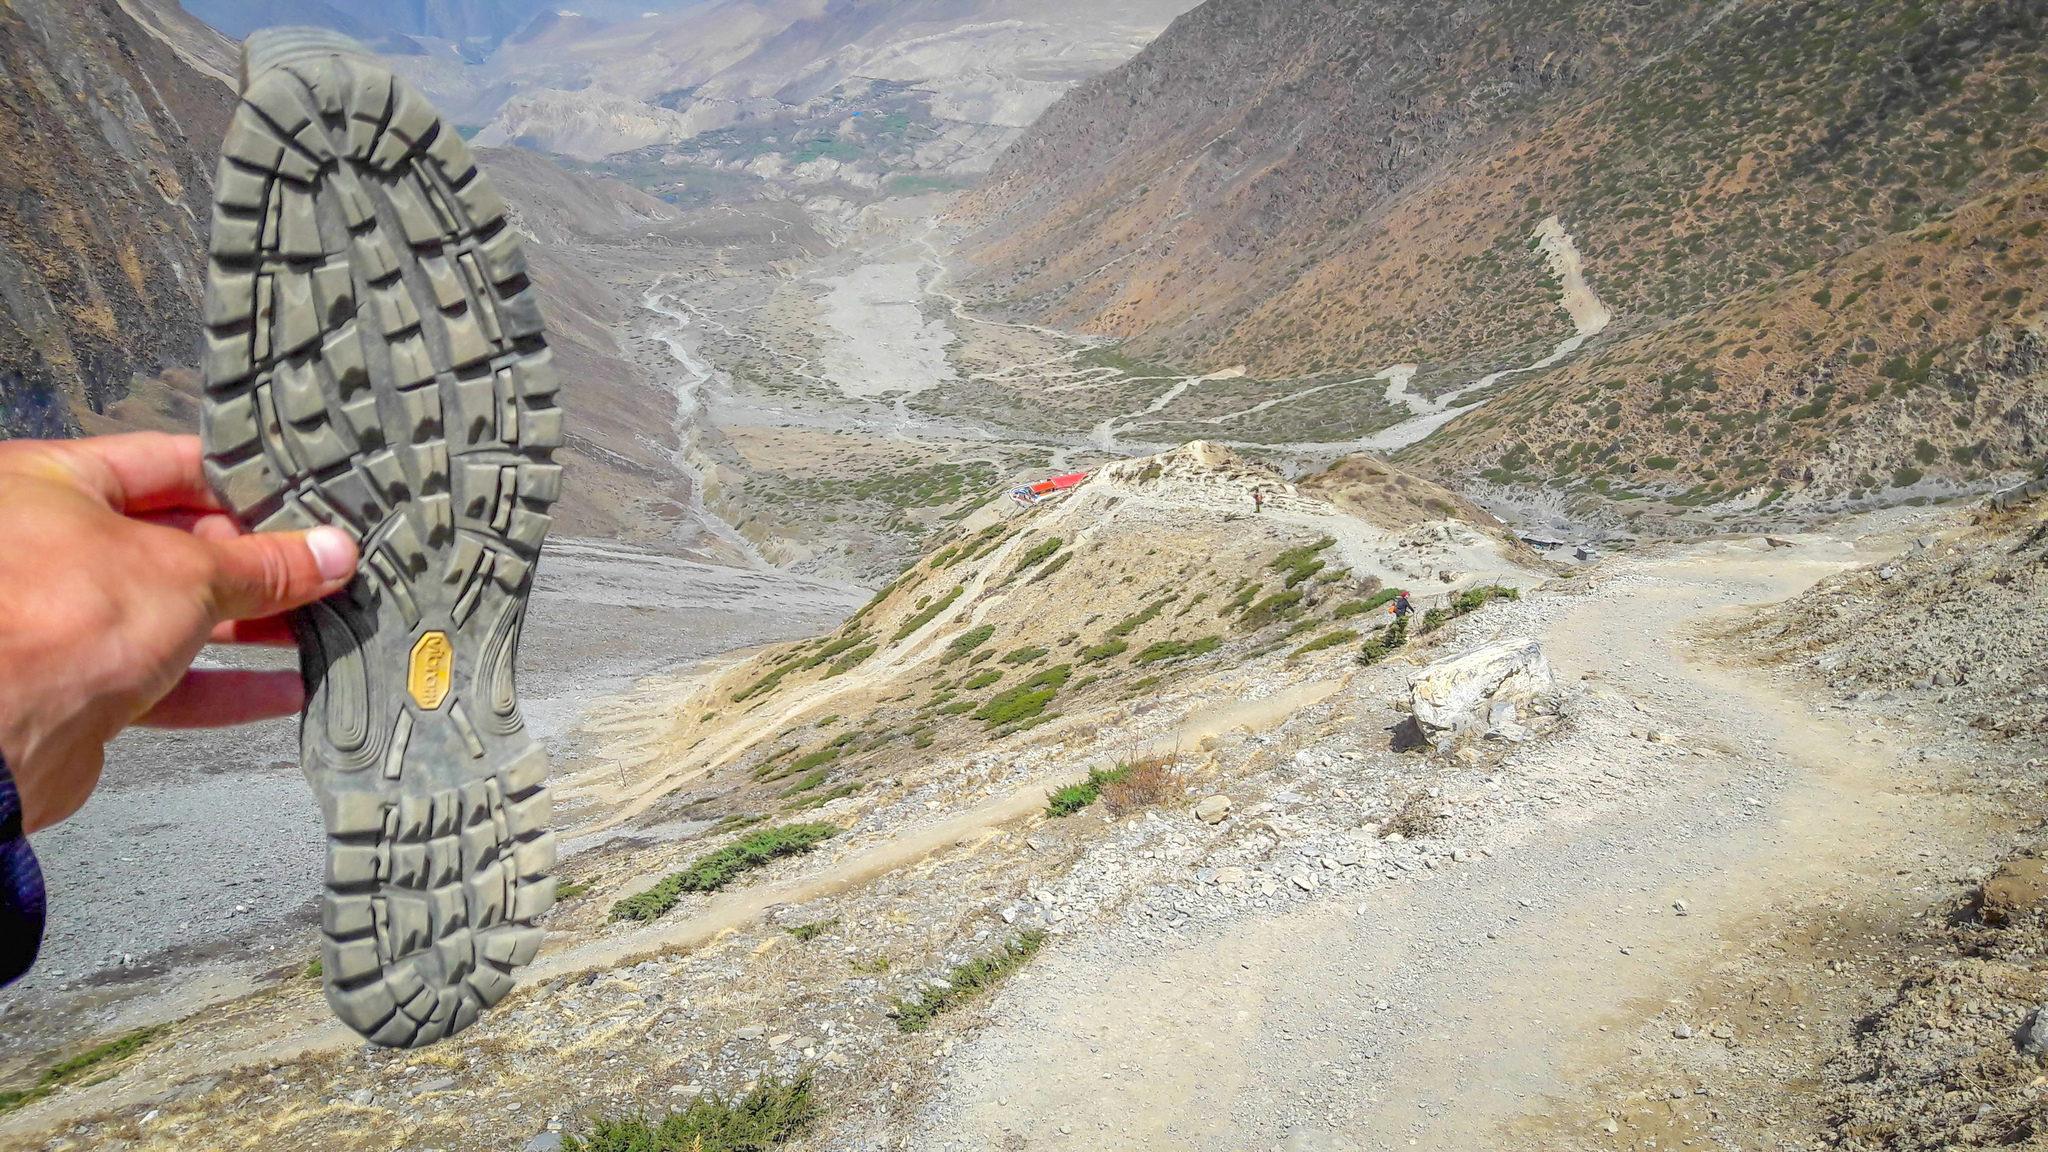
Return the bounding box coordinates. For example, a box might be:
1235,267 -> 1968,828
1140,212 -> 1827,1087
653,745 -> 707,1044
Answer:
0,0 -> 235,438
954,0 -> 2048,515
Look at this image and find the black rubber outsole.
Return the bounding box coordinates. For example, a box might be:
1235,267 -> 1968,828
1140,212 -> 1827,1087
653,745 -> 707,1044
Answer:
199,27 -> 559,1047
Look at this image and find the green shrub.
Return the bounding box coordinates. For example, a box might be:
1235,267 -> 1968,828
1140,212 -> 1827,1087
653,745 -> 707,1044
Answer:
1291,629 -> 1360,657
1028,553 -> 1073,584
1046,761 -> 1151,818
825,646 -> 875,677
1220,582 -> 1263,615
565,1074 -> 818,1151
0,1026 -> 164,1114
1000,646 -> 1048,664
891,586 -> 964,642
1240,589 -> 1305,628
1009,537 -> 1063,577
785,783 -> 862,812
1270,538 -> 1336,588
962,670 -> 1002,691
610,824 -> 839,921
786,918 -> 839,942
1132,636 -> 1221,665
786,742 -> 846,774
1079,639 -> 1128,662
1357,618 -> 1409,665
1045,782 -> 1099,818
1450,584 -> 1520,614
779,770 -> 828,798
941,625 -> 995,663
893,932 -> 1047,1032
1333,589 -> 1400,618
976,688 -> 1056,726
1107,598 -> 1175,638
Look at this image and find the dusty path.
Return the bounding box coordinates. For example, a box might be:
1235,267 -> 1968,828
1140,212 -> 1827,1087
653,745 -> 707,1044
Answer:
907,535 -> 1988,1150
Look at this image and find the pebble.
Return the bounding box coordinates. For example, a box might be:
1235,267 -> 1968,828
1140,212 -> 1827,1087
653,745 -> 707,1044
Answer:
2020,1006 -> 2048,1054
1672,1022 -> 1693,1039
736,1025 -> 768,1041
524,1134 -> 564,1152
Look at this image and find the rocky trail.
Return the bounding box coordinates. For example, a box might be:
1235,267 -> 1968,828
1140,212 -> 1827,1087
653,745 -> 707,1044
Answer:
9,434 -> 2042,1152
908,521 -> 1994,1150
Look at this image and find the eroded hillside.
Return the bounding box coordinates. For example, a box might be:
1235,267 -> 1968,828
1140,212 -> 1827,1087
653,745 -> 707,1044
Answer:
0,0 -> 235,438
953,0 -> 2048,513
555,440 -> 1544,844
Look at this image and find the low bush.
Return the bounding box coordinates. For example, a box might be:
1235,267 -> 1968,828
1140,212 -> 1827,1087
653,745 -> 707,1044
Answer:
785,918 -> 839,942
1291,629 -> 1360,657
891,586 -> 964,643
1009,537 -> 1063,577
1028,553 -> 1072,584
1107,598 -> 1175,638
0,1026 -> 164,1113
1270,537 -> 1336,588
1357,618 -> 1409,665
1079,639 -> 1128,662
1132,636 -> 1221,665
1333,589 -> 1402,618
565,1074 -> 818,1151
610,824 -> 839,921
893,932 -> 1048,1033
1098,757 -> 1180,815
1239,589 -> 1304,629
940,625 -> 995,663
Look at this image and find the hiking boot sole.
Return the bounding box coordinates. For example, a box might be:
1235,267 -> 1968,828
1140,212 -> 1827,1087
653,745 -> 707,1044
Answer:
199,26 -> 560,1047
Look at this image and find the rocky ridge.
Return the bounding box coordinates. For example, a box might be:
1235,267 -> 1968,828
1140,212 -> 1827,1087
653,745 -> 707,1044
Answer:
1736,483 -> 2048,741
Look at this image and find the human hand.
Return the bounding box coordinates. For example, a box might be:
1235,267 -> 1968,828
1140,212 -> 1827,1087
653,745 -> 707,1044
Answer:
0,433 -> 359,833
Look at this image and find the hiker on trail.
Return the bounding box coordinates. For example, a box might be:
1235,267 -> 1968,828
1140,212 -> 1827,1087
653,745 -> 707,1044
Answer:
1252,488 -> 1265,514
1393,591 -> 1414,619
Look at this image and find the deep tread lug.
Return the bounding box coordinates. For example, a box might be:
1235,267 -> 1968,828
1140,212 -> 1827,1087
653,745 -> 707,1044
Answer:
203,27 -> 557,1051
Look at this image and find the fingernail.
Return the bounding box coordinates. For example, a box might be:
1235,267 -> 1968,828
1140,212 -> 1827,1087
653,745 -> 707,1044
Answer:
307,526 -> 358,582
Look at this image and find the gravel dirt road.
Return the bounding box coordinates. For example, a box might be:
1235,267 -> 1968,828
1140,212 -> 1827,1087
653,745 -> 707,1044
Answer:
906,517 -> 2006,1151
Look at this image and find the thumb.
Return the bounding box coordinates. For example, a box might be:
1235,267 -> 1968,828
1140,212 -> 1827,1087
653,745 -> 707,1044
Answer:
205,524 -> 359,622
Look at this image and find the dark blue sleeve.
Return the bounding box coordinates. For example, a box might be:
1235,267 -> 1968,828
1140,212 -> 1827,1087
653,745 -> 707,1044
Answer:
0,754 -> 45,985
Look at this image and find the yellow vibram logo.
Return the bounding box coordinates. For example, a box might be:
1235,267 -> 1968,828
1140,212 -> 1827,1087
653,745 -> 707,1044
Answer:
408,631 -> 454,710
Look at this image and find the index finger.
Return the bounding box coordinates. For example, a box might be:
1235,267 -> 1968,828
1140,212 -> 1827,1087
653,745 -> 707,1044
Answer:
59,433 -> 224,515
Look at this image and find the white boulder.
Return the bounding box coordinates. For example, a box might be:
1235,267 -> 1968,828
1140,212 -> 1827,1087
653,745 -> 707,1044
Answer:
1409,637 -> 1554,736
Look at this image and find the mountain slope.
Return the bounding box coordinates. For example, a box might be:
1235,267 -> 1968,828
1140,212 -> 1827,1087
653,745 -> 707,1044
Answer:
601,441 -> 1542,823
0,0 -> 235,438
951,0 -> 2048,514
